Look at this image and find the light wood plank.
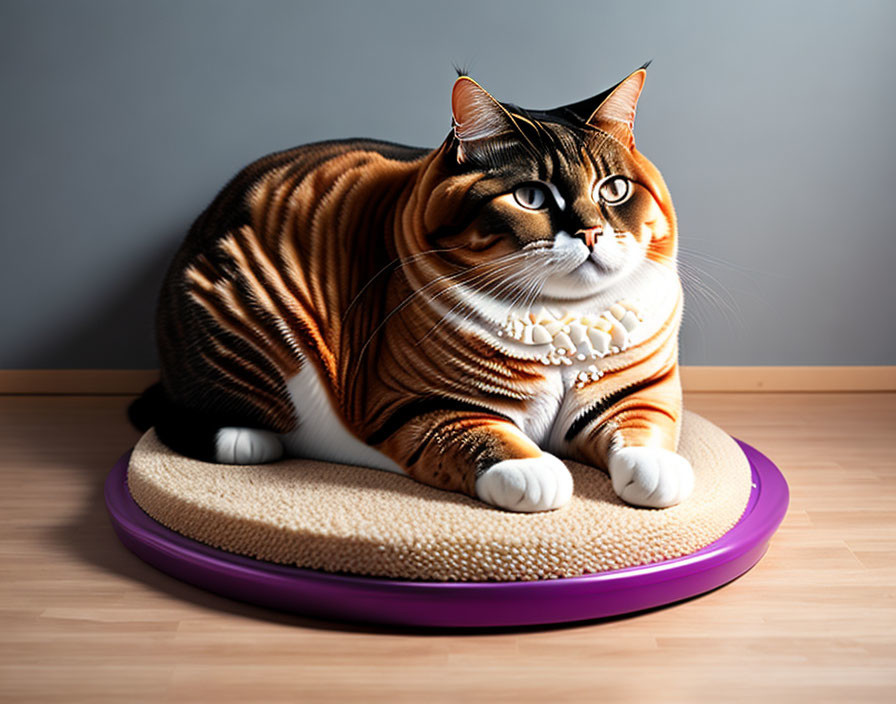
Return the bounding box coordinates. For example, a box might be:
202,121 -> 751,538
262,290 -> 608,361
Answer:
680,365 -> 896,392
1,393 -> 894,703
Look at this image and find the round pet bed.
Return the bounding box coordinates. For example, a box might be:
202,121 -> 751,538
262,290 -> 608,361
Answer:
105,411 -> 788,627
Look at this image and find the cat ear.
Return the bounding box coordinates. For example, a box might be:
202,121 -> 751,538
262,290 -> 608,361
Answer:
585,68 -> 646,149
451,76 -> 517,163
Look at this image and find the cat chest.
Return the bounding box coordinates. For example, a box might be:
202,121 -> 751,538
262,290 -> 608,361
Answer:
510,366 -> 572,448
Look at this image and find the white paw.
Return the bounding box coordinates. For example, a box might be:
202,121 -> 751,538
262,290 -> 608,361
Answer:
607,446 -> 694,508
475,454 -> 573,513
215,427 -> 284,464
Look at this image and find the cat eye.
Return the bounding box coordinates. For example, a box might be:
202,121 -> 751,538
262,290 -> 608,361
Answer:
513,184 -> 548,210
594,175 -> 631,205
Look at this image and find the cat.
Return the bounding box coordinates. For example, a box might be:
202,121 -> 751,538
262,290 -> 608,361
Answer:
130,65 -> 694,513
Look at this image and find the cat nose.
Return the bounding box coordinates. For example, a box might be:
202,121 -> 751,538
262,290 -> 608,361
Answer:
574,226 -> 602,248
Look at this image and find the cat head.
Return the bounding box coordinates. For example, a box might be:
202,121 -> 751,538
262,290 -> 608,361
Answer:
424,66 -> 676,303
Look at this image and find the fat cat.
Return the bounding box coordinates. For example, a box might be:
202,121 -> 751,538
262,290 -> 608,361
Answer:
130,66 -> 694,513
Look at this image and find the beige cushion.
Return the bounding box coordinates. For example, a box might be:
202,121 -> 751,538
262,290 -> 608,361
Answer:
128,411 -> 752,582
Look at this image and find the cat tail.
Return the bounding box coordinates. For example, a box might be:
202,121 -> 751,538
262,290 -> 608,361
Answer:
127,382 -> 165,432
125,381 -> 220,459
126,382 -> 282,463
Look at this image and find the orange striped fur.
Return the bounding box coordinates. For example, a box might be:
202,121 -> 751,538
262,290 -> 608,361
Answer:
152,67 -> 692,511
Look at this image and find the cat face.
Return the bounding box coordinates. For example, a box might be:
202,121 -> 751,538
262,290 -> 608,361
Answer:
429,69 -> 675,303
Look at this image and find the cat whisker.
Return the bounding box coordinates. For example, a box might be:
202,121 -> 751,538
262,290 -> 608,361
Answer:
341,244 -> 466,322
653,250 -> 748,334
677,242 -> 782,279
413,257 -> 544,344
453,261 -> 550,339
350,250 -> 536,383
412,253 -> 551,346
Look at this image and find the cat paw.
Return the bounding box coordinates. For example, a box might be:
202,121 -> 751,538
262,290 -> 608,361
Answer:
215,427 -> 284,464
475,454 -> 573,512
607,446 -> 694,508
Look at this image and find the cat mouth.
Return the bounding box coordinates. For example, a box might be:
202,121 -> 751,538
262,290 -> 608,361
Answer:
547,234 -> 618,278
549,240 -> 592,273
562,252 -> 613,277
584,255 -> 614,275
539,252 -> 627,301
539,233 -> 621,298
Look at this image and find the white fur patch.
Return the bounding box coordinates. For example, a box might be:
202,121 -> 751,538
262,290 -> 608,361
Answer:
606,446 -> 694,508
215,427 -> 284,464
279,362 -> 405,475
544,182 -> 566,210
511,370 -> 566,447
475,453 -> 573,512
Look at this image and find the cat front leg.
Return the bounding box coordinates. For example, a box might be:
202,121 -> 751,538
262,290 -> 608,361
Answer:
563,365 -> 694,508
476,454 -> 573,513
605,445 -> 694,508
373,407 -> 572,512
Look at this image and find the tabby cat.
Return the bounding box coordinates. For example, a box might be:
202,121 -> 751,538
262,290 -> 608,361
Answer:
132,66 -> 694,513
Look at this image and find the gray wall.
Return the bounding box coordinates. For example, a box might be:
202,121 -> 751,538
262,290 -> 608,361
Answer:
2,0 -> 895,368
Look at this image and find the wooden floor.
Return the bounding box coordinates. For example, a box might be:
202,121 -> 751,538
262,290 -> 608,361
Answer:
1,393 -> 894,703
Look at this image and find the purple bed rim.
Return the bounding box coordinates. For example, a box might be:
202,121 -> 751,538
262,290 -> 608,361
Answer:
104,439 -> 788,628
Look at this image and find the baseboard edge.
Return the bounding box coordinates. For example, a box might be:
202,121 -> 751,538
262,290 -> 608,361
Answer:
1,366 -> 894,395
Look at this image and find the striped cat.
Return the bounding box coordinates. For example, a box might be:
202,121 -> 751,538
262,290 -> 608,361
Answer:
131,66 -> 694,513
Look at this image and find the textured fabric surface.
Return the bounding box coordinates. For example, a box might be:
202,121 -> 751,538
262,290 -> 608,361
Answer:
127,411 -> 752,582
